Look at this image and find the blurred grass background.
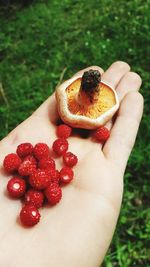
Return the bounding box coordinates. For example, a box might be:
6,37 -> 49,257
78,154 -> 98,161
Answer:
0,0 -> 150,266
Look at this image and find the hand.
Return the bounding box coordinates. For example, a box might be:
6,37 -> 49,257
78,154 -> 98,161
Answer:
0,62 -> 143,267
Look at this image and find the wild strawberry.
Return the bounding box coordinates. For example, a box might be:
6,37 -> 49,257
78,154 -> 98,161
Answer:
20,204 -> 40,227
24,189 -> 44,208
94,126 -> 110,143
56,124 -> 72,139
44,183 -> 62,205
18,155 -> 37,176
39,157 -> 55,170
33,143 -> 50,160
29,169 -> 51,190
63,152 -> 78,167
52,138 -> 68,156
59,167 -> 74,184
16,143 -> 33,158
47,169 -> 60,184
3,153 -> 22,173
7,177 -> 26,198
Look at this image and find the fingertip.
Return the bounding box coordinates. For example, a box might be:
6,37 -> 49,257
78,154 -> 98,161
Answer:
136,92 -> 144,106
102,61 -> 131,88
112,61 -> 131,71
126,72 -> 142,87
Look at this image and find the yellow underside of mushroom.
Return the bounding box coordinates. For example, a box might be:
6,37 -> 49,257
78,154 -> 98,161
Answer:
66,78 -> 116,119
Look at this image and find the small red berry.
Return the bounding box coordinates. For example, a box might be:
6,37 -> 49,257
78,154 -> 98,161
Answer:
29,169 -> 51,190
33,143 -> 50,160
56,124 -> 72,139
20,204 -> 40,227
44,183 -> 62,205
18,155 -> 37,176
3,153 -> 22,173
39,157 -> 55,170
16,143 -> 33,158
52,138 -> 68,156
24,190 -> 44,208
59,167 -> 74,184
94,126 -> 110,143
47,169 -> 60,184
7,177 -> 26,198
63,152 -> 78,167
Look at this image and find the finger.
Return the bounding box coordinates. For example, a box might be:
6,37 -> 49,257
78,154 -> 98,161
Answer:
104,71 -> 142,130
103,92 -> 144,172
102,61 -> 130,88
115,71 -> 142,101
34,66 -> 104,123
96,61 -> 130,149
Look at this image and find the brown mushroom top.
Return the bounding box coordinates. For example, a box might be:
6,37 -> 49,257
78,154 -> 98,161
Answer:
66,78 -> 116,119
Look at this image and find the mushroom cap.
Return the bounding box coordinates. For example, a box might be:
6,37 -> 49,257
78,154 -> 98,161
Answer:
55,74 -> 119,129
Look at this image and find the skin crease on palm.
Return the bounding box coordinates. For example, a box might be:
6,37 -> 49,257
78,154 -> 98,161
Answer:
0,62 -> 143,267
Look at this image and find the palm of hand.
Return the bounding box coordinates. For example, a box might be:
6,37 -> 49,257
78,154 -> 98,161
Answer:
0,62 -> 143,267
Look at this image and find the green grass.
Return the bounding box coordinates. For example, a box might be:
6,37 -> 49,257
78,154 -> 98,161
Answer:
0,0 -> 150,266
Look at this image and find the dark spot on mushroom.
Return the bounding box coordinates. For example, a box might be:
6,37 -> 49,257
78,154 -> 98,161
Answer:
81,69 -> 101,93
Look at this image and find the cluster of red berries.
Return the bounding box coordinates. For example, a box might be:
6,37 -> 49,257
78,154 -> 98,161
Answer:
3,124 -> 78,227
2,124 -> 109,227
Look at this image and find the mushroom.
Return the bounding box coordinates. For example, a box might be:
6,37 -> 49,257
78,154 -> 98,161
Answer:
55,69 -> 119,129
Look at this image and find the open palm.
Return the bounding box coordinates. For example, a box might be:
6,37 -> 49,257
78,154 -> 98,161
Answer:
0,62 -> 143,267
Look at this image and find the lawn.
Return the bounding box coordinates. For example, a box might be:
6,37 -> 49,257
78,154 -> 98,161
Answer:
0,0 -> 150,266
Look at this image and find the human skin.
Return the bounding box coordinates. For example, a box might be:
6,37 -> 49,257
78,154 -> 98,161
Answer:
0,62 -> 143,267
